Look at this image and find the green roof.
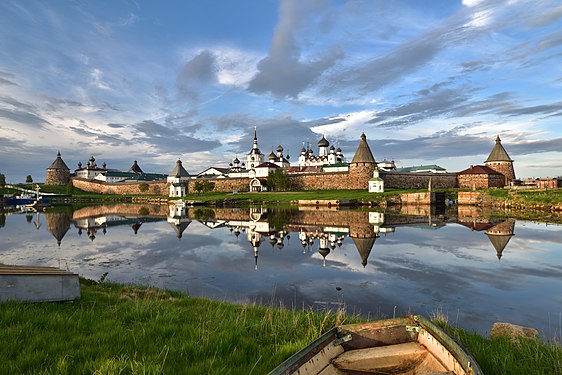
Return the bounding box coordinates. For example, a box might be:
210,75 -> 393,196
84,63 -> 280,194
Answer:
323,162 -> 348,168
395,165 -> 446,173
104,171 -> 166,180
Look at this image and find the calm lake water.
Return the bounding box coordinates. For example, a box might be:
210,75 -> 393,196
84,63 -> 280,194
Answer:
1,204 -> 561,338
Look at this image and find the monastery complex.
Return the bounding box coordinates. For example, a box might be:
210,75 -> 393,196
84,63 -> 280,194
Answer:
46,131 -> 534,196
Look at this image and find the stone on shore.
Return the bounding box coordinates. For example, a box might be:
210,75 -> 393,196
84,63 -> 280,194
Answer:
490,322 -> 539,340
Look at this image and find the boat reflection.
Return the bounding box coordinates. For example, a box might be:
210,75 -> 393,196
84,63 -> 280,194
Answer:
35,203 -> 517,267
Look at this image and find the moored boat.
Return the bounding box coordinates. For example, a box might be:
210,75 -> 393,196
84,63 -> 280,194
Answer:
269,315 -> 482,375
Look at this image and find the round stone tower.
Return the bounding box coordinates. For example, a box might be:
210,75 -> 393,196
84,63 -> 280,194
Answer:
484,136 -> 515,186
349,133 -> 376,189
45,151 -> 70,185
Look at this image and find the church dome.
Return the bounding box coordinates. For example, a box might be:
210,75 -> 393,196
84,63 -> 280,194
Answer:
276,145 -> 283,152
318,135 -> 329,147
268,151 -> 276,160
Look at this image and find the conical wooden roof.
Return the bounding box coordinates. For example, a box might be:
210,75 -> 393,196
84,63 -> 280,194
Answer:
352,237 -> 376,267
351,133 -> 376,164
486,233 -> 513,260
45,212 -> 70,247
47,152 -> 70,170
129,160 -> 143,174
169,221 -> 191,239
168,160 -> 190,177
485,136 -> 513,162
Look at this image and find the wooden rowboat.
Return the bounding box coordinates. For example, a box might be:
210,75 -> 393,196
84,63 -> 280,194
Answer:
269,315 -> 483,375
0,265 -> 80,303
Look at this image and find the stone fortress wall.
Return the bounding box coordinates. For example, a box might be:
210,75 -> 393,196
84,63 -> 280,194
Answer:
70,134 -> 514,195
72,167 -> 460,194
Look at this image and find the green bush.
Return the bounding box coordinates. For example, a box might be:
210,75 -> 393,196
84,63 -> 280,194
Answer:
138,183 -> 149,193
194,180 -> 215,194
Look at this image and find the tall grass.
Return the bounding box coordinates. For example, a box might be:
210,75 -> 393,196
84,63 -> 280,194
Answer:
438,323 -> 562,375
1,281 -> 560,374
0,280 -> 352,374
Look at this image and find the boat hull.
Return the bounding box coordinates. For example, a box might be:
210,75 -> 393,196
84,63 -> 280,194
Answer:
269,315 -> 482,375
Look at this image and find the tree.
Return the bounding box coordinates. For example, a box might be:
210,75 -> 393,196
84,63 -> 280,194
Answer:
138,183 -> 149,193
26,175 -> 33,183
267,169 -> 290,191
194,180 -> 215,194
0,173 -> 5,187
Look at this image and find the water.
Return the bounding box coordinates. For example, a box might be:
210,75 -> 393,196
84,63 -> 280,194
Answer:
1,204 -> 561,338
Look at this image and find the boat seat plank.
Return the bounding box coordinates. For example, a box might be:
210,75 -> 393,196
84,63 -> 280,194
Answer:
331,342 -> 428,373
0,266 -> 76,275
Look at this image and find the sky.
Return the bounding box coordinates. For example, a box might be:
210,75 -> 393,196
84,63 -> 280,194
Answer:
1,0 -> 562,182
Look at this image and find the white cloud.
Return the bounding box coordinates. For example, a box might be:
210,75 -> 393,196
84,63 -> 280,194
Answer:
90,68 -> 111,90
462,0 -> 485,7
214,47 -> 261,87
310,110 -> 375,137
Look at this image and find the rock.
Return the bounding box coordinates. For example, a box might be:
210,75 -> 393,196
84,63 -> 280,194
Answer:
490,322 -> 539,340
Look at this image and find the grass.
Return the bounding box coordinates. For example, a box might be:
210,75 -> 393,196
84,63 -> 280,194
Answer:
1,281 -> 560,374
437,323 -> 562,375
485,188 -> 562,206
0,280 -> 353,374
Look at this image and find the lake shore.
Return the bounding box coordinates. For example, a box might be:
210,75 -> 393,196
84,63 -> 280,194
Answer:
1,280 -> 560,374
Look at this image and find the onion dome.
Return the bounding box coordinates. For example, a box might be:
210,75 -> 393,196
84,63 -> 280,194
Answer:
276,145 -> 283,153
318,247 -> 330,267
269,236 -> 277,247
300,146 -> 306,154
336,147 -> 342,153
329,145 -> 336,153
233,157 -> 240,163
318,135 -> 329,147
77,161 -> 82,168
268,151 -> 276,160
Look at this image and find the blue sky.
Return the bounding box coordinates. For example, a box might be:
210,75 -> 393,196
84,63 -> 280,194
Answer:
1,0 -> 562,182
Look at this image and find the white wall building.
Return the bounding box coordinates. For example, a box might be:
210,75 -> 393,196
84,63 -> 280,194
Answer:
298,136 -> 345,167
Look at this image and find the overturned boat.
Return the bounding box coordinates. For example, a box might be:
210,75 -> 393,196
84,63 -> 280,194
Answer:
269,315 -> 482,375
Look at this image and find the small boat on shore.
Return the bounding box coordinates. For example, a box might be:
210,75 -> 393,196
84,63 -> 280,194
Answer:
269,315 -> 482,375
0,265 -> 80,303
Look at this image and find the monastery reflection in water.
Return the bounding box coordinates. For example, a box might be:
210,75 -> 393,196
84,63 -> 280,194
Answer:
7,203 -> 516,267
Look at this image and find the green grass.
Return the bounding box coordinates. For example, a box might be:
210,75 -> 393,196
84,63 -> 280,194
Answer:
485,188 -> 562,206
1,281 -> 560,374
0,280 -> 353,374
438,322 -> 562,375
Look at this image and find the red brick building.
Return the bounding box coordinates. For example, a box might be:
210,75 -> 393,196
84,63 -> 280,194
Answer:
458,165 -> 506,189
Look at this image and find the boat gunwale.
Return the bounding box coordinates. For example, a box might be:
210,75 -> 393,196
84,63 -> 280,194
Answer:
268,327 -> 338,375
268,315 -> 484,375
